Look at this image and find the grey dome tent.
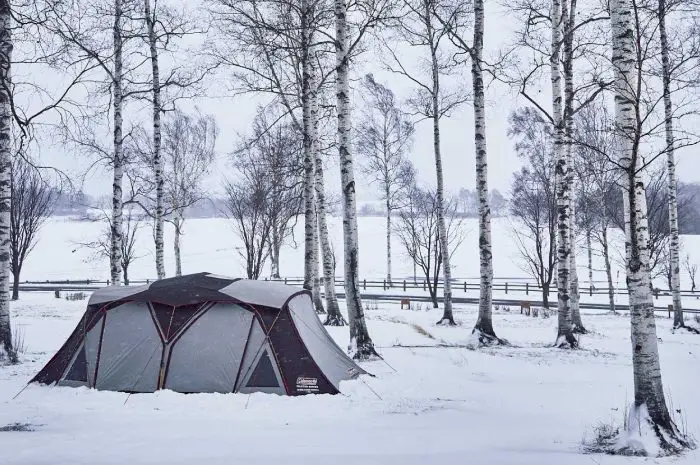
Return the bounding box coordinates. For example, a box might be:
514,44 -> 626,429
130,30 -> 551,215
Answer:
31,273 -> 365,395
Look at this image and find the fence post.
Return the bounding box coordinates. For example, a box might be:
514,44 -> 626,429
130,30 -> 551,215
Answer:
589,286 -> 592,296
284,277 -> 287,284
363,279 -> 366,290
463,281 -> 466,292
383,279 -> 386,291
423,280 -> 426,291
505,282 -> 508,294
668,304 -> 672,318
403,280 -> 406,291
526,282 -> 529,295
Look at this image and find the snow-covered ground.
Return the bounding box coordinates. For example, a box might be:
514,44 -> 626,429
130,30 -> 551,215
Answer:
2,292 -> 699,464
17,215 -> 685,285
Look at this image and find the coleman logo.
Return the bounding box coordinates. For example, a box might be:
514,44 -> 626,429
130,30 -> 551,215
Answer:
296,376 -> 319,393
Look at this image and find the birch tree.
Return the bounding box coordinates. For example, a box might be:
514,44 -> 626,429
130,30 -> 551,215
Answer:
209,0 -> 333,307
144,0 -> 164,279
396,186 -> 463,308
574,101 -> 620,314
77,205 -> 144,286
142,0 -> 205,279
0,1 -> 98,361
683,254 -> 697,293
550,0 -> 577,348
301,0 -> 320,310
508,108 -> 558,309
607,0 -> 693,452
508,0 -> 610,347
434,0 -> 504,343
385,0 -> 467,326
0,0 -> 12,362
10,157 -> 56,300
49,0 -> 146,286
334,0 -> 393,357
311,60 -> 345,324
245,110 -> 303,280
356,74 -> 415,287
658,0 -> 681,329
160,109 -> 217,276
109,0 -> 126,286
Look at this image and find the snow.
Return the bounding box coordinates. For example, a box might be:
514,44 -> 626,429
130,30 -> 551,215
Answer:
2,292 -> 699,464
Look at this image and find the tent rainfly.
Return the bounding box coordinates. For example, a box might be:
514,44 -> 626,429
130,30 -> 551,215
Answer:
31,273 -> 365,395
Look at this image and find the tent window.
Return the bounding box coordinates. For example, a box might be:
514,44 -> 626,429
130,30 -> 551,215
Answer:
65,345 -> 88,382
246,351 -> 280,388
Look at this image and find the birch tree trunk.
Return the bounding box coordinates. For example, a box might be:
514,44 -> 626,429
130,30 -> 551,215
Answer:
270,228 -> 280,279
301,0 -> 317,304
386,190 -> 392,287
173,214 -> 183,277
611,0 -> 690,451
425,4 -> 454,326
658,0 -> 683,329
552,0 -> 576,348
563,0 -> 585,334
587,230 -> 594,289
313,88 -> 345,327
312,208 -> 325,313
309,56 -> 324,314
145,0 -> 165,280
110,0 -> 124,286
0,0 -> 14,363
470,0 -> 500,344
601,214 -> 616,313
335,0 -> 377,358
316,150 -> 345,326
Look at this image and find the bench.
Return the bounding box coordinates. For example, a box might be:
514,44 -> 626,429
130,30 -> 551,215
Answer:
400,298 -> 411,310
520,301 -> 531,316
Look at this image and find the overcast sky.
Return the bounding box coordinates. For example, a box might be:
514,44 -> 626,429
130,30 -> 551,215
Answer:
38,1 -> 700,204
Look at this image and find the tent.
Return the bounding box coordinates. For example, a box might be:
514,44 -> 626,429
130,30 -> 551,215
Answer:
31,273 -> 365,395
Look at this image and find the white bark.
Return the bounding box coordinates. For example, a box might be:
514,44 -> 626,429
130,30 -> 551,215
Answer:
311,68 -> 344,326
315,140 -> 344,325
424,0 -> 453,326
658,0 -> 683,328
0,1 -> 14,362
145,0 -> 165,280
601,218 -> 616,313
173,214 -> 183,277
563,0 -> 584,334
586,229 -> 594,289
302,0 -> 316,298
470,0 -> 499,343
386,192 -> 392,286
312,206 -> 325,313
611,0 -> 687,450
270,227 -> 280,279
110,0 -> 124,286
552,0 -> 575,347
335,0 -> 376,358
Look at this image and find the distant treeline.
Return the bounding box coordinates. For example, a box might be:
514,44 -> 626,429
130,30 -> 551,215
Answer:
54,184 -> 700,233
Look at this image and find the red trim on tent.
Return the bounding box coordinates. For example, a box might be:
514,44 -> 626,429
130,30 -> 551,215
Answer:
160,303 -> 212,387
148,302 -> 166,344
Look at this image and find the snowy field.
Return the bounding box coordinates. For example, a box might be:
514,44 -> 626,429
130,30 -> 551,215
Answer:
19,215 -> 700,287
2,292 -> 700,464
